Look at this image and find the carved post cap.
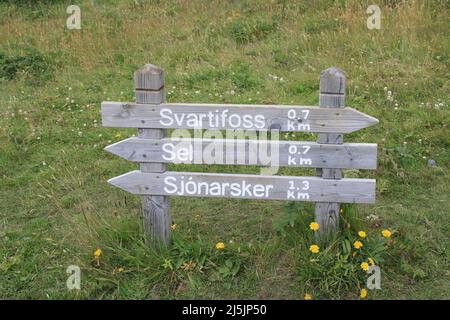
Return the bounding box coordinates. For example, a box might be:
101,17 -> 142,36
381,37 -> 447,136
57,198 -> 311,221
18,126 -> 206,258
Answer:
320,67 -> 346,94
134,64 -> 165,90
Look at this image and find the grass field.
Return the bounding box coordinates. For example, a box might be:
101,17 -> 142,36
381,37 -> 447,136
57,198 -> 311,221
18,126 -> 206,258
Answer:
0,0 -> 449,299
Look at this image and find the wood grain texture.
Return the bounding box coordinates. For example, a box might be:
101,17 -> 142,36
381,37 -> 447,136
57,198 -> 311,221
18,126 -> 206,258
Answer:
105,137 -> 378,169
134,64 -> 171,246
108,171 -> 376,204
101,101 -> 379,133
134,64 -> 164,90
315,67 -> 346,238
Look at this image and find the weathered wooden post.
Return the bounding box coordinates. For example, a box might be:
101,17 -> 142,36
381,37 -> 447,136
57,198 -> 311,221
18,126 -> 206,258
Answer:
315,67 -> 346,239
134,64 -> 171,246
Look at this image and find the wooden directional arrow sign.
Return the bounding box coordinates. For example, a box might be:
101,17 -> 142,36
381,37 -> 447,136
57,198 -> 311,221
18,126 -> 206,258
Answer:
105,137 -> 377,169
108,171 -> 376,204
100,65 -> 380,244
101,102 -> 379,133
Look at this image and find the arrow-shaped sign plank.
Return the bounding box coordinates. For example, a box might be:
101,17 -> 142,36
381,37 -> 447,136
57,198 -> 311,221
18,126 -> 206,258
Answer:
101,102 -> 379,133
105,137 -> 377,169
108,171 -> 376,204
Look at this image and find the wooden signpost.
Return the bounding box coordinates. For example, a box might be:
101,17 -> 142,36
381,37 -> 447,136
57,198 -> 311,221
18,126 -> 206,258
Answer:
101,101 -> 378,133
108,171 -> 375,203
105,137 -> 377,169
101,64 -> 379,245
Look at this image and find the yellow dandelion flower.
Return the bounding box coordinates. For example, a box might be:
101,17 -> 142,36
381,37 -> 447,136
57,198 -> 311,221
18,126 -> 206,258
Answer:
309,244 -> 320,254
361,262 -> 369,271
360,288 -> 367,299
368,258 -> 375,265
215,242 -> 225,250
382,229 -> 392,238
171,223 -> 177,230
340,208 -> 344,214
354,240 -> 363,249
304,293 -> 312,300
117,267 -> 124,272
94,248 -> 102,258
358,231 -> 367,238
309,222 -> 319,231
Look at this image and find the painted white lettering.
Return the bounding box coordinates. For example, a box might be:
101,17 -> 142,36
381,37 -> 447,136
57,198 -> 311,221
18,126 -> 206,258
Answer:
299,158 -> 312,165
288,156 -> 296,165
160,108 -> 173,126
163,176 -> 177,194
254,115 -> 265,129
163,176 -> 274,198
287,190 -> 295,199
162,143 -> 175,161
